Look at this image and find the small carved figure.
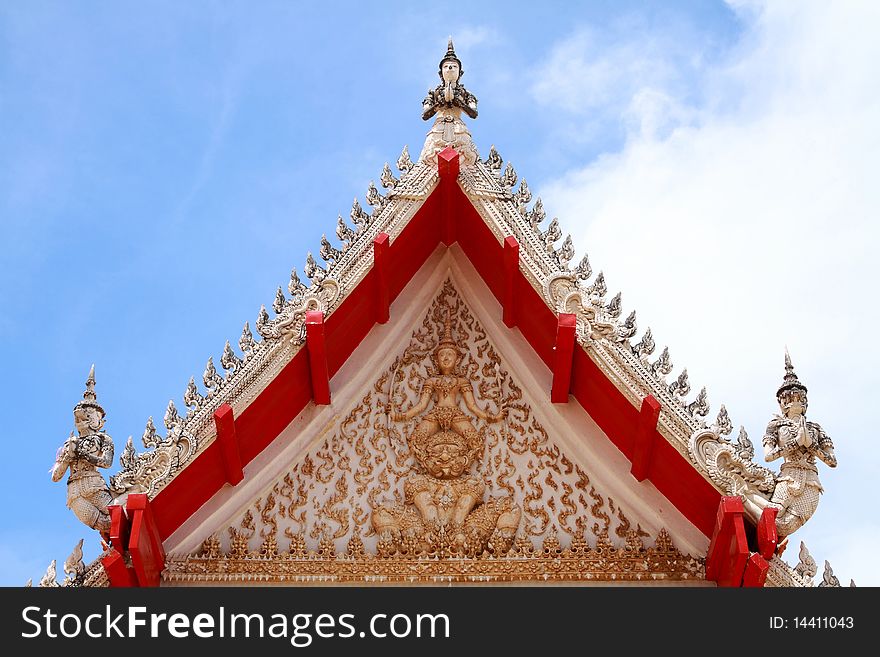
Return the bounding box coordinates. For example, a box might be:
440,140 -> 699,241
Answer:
419,38 -> 480,166
373,312 -> 520,556
51,366 -> 114,532
742,351 -> 836,537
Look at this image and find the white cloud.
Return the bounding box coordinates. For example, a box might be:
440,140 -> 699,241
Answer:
452,25 -> 500,52
529,20 -> 707,143
536,1 -> 880,583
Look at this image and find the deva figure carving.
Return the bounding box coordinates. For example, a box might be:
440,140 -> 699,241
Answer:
690,351 -> 836,540
372,313 -> 521,556
744,351 -> 836,536
419,38 -> 480,166
51,366 -> 114,532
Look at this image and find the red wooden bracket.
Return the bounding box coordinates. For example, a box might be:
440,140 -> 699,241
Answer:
108,504 -> 130,554
306,310 -> 331,405
630,395 -> 662,481
373,233 -> 390,324
101,548 -> 138,587
550,313 -> 577,403
503,236 -> 519,328
438,147 -> 459,246
742,552 -> 771,587
126,493 -> 165,587
213,403 -> 244,486
438,146 -> 460,179
757,506 -> 779,559
706,496 -> 750,587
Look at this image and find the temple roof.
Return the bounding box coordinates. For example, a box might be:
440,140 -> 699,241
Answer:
40,42 -> 843,589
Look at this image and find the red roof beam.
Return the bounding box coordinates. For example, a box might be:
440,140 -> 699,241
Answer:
126,493 -> 165,587
742,553 -> 770,587
438,147 -> 460,246
107,504 -> 130,554
630,395 -> 662,481
756,506 -> 779,560
213,403 -> 244,487
551,313 -> 577,403
706,496 -> 749,587
306,310 -> 331,405
373,233 -> 391,324
502,236 -> 519,328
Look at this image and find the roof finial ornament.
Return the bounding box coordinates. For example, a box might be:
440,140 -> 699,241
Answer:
690,347 -> 838,546
83,364 -> 97,404
51,365 -> 115,533
419,36 -> 480,167
739,348 -> 836,539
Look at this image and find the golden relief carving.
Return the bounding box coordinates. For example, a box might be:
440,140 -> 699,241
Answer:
164,528 -> 703,583
164,281 -> 704,583
372,311 -> 521,557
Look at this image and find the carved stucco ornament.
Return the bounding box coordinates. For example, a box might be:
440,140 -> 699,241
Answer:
545,272 -> 620,342
372,309 -> 521,557
163,282 -> 704,584
255,275 -> 341,344
51,366 -> 114,532
109,397 -> 198,498
690,351 -> 836,540
419,38 -> 480,167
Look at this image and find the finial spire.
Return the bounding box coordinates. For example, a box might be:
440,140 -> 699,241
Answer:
777,347 -> 807,399
74,363 -> 104,415
784,346 -> 794,375
83,364 -> 96,402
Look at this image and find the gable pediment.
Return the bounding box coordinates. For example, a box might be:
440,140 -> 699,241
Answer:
162,250 -> 706,584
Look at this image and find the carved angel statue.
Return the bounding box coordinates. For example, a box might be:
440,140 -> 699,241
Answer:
372,312 -> 521,556
690,350 -> 837,542
418,38 -> 480,166
741,351 -> 836,538
51,365 -> 114,532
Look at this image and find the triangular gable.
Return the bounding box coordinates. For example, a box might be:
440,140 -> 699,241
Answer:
111,147 -> 721,544
161,266 -> 705,584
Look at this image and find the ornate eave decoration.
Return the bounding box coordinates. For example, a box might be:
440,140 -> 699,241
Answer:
164,529 -> 703,584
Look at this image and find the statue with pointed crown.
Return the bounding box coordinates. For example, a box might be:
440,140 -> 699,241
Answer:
51,365 -> 115,532
372,311 -> 521,557
741,351 -> 837,538
419,37 -> 480,167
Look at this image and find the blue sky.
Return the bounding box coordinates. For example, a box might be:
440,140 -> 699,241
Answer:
2,1 -> 877,585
